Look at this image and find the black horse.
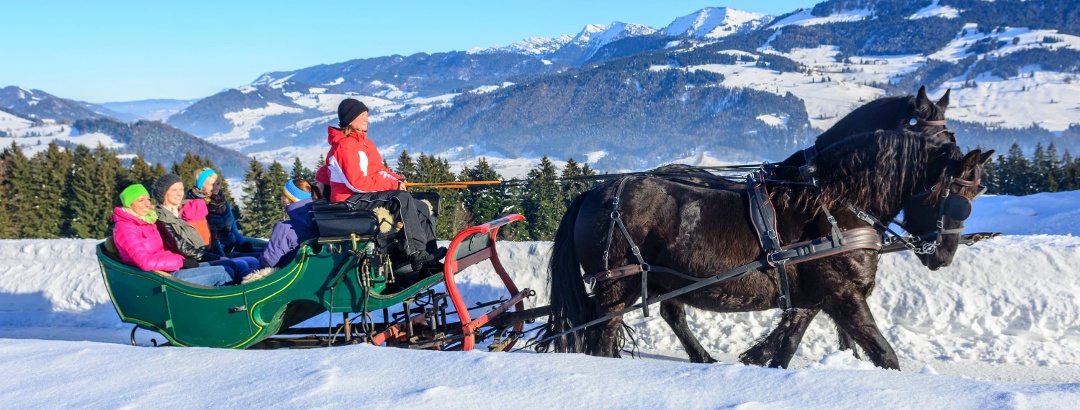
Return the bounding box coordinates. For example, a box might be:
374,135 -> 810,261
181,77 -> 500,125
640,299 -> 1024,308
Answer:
538,129 -> 993,370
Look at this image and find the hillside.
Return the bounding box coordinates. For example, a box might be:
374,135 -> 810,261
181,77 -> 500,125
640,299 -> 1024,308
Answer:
156,0 -> 1080,171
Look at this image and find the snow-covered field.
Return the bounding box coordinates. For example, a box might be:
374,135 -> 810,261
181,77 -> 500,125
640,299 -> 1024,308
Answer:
1,192 -> 1079,407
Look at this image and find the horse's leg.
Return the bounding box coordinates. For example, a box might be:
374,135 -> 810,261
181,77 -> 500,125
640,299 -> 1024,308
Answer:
586,279 -> 639,358
825,298 -> 899,369
739,308 -> 819,368
836,325 -> 862,359
659,300 -> 716,363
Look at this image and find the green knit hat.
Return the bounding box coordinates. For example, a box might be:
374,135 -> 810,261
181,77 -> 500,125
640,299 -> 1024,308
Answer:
120,184 -> 150,208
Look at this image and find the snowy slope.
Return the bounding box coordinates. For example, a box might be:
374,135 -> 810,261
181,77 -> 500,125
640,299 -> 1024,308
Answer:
2,191 -> 1080,407
0,110 -> 125,155
662,7 -> 771,39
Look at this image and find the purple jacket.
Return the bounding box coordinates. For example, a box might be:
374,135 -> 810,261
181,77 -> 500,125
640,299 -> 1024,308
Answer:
259,199 -> 319,268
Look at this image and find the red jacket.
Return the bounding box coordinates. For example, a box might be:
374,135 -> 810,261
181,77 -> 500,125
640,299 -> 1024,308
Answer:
112,207 -> 184,272
318,126 -> 403,202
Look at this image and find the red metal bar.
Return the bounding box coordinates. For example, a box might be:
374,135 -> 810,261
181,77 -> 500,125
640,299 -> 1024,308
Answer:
370,313 -> 428,346
442,214 -> 525,351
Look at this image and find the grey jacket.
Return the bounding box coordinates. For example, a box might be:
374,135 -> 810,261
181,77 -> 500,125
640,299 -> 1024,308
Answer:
155,203 -> 210,261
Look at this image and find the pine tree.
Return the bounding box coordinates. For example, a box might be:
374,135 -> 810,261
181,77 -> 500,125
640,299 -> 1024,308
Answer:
461,157 -> 507,226
560,157 -> 597,207
521,156 -> 563,240
265,161 -> 290,226
239,158 -> 273,238
1045,143 -> 1061,192
21,143 -> 72,238
395,150 -> 419,181
172,152 -> 208,190
0,143 -> 30,238
124,154 -> 157,194
1001,143 -> 1029,195
290,157 -> 313,181
1062,150 -> 1077,191
415,153 -> 462,237
68,144 -> 122,238
1031,143 -> 1047,192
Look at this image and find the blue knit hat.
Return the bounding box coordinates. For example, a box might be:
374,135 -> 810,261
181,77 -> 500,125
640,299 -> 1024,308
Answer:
195,168 -> 217,191
282,180 -> 312,203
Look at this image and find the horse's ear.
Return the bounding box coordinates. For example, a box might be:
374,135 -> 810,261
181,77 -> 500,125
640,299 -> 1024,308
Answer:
937,89 -> 950,109
916,86 -> 929,103
979,149 -> 995,165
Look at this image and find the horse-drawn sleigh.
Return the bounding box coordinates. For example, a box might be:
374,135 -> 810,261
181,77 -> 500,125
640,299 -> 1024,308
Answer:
96,87 -> 997,370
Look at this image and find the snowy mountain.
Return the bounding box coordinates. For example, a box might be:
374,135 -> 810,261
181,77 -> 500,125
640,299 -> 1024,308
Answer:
151,0 -> 1080,174
99,98 -> 197,122
0,86 -> 126,122
2,191 -> 1080,407
473,35 -> 573,57
662,7 -> 772,39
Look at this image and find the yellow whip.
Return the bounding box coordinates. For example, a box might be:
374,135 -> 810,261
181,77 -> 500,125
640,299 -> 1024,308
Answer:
404,180 -> 505,189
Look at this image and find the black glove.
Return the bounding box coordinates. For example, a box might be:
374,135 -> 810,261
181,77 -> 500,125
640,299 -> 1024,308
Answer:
201,253 -> 221,262
182,258 -> 200,269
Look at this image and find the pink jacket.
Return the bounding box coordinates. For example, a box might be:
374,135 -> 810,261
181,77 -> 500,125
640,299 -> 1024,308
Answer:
179,198 -> 211,246
112,207 -> 184,272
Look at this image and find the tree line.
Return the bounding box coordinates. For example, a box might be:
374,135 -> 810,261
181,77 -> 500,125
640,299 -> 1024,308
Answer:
984,142 -> 1080,195
0,142 -> 597,241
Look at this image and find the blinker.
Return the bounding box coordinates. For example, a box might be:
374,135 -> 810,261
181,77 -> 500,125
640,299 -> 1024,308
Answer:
942,196 -> 972,221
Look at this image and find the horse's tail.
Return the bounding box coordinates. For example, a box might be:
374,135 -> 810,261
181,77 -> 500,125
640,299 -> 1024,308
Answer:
536,190 -> 594,354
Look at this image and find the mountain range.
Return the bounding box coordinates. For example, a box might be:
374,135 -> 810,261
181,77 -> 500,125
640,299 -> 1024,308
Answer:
4,0 -> 1080,176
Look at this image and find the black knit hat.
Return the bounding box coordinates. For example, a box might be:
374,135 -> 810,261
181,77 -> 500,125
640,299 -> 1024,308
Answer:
337,98 -> 368,129
151,174 -> 184,204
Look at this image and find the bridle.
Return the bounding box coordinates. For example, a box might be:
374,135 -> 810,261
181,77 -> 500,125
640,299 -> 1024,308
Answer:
901,174 -> 985,254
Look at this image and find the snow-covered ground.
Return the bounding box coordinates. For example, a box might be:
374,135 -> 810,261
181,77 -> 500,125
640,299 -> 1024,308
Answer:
1,189 -> 1079,407
0,110 -> 125,155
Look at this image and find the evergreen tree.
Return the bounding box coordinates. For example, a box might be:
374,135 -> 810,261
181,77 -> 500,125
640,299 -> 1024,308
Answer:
290,157 -> 313,181
521,156 -> 563,240
124,154 -> 157,194
68,144 -> 122,238
265,161 -> 290,225
559,157 -> 597,207
1000,143 -> 1030,195
172,152 -> 209,190
1031,143 -> 1047,192
415,153 -> 462,237
461,157 -> 507,226
395,150 -> 419,181
238,158 -> 273,237
1045,143 -> 1061,192
21,143 -> 72,238
1062,150 -> 1078,191
0,143 -> 29,238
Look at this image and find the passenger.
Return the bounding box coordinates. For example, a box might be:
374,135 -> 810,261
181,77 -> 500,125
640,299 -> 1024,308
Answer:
315,98 -> 444,271
186,168 -> 259,255
112,184 -> 233,287
258,179 -> 320,269
151,174 -> 259,281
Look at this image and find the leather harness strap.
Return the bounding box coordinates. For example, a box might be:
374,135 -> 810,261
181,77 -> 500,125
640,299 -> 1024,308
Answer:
584,173 -> 884,313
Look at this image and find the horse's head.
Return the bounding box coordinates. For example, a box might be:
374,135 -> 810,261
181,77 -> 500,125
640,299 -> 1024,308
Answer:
901,146 -> 994,270
911,85 -> 954,144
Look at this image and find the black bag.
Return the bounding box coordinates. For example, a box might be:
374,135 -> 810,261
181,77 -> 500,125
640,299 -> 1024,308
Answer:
310,200 -> 380,240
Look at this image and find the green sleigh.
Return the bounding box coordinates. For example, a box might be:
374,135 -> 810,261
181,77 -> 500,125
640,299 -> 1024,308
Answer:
97,214 -> 532,350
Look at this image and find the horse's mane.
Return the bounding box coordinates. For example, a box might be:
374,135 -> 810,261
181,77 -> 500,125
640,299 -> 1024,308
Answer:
809,129 -> 959,216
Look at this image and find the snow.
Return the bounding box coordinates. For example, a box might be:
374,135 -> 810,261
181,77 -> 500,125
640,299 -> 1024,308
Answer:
909,0 -> 961,20
676,62 -> 882,130
662,7 -> 770,39
756,113 -> 788,127
3,190 -> 1080,406
205,103 -> 304,149
0,118 -> 125,155
769,8 -> 873,29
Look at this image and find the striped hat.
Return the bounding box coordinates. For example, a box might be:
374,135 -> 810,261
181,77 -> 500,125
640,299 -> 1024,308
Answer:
282,180 -> 312,203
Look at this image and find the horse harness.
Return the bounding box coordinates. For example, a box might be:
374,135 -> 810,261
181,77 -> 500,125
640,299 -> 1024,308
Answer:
583,170 -> 884,314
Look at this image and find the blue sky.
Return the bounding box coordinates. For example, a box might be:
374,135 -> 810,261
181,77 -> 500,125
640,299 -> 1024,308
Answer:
1,1 -> 820,103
